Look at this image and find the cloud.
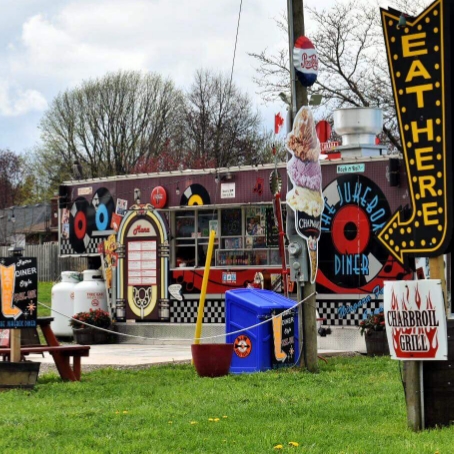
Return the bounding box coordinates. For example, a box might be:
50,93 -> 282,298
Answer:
10,0 -> 286,91
0,81 -> 48,117
14,12 -> 146,84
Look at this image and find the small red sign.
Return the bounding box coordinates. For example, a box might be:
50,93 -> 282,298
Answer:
150,186 -> 167,209
316,120 -> 332,143
320,141 -> 339,153
234,335 -> 252,358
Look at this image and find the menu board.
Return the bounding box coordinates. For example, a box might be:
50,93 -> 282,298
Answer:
221,209 -> 242,236
127,241 -> 157,286
0,257 -> 38,329
271,310 -> 296,369
265,206 -> 286,247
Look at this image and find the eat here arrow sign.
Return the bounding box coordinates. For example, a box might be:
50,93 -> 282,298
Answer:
379,0 -> 453,264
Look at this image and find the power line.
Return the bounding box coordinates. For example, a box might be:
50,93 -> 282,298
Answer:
228,0 -> 243,99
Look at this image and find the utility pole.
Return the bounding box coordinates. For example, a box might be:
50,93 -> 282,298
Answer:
286,0 -> 318,373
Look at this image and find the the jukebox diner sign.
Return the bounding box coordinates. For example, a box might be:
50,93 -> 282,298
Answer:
384,280 -> 447,360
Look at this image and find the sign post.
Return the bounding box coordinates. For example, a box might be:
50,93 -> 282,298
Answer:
384,279 -> 447,430
286,0 -> 320,372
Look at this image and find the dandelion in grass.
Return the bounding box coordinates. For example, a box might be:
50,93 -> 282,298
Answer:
208,418 -> 214,422
190,421 -> 198,425
274,445 -> 283,450
214,418 -> 220,422
288,441 -> 299,447
168,421 -> 173,424
123,411 -> 128,414
222,415 -> 228,419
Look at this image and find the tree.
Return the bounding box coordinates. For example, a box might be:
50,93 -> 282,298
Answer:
249,0 -> 431,153
0,149 -> 25,209
38,70 -> 186,179
183,70 -> 270,168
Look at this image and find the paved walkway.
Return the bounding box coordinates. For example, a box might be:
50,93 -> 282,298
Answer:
34,343 -> 193,366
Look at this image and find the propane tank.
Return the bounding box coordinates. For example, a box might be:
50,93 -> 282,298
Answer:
74,269 -> 108,314
51,271 -> 80,337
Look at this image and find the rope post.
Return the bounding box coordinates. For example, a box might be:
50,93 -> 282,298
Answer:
193,229 -> 216,346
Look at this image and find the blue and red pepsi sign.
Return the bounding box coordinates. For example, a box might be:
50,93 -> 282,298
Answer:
293,36 -> 318,87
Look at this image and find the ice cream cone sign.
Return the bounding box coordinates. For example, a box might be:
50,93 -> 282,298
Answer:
286,106 -> 324,283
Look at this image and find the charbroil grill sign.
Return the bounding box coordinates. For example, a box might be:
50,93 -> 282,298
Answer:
384,280 -> 447,361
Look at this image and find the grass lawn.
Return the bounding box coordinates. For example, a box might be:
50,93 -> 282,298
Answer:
38,282 -> 53,317
1,356 -> 453,453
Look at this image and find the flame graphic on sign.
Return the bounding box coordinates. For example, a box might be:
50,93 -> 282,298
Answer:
389,287 -> 439,359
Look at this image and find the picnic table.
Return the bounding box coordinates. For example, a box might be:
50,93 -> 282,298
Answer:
0,317 -> 90,381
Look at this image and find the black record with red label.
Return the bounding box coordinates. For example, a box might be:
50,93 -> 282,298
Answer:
318,174 -> 391,289
69,197 -> 95,253
180,184 -> 210,206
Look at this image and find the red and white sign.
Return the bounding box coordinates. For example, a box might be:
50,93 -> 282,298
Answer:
150,186 -> 167,209
293,36 -> 318,87
320,141 -> 340,153
127,240 -> 157,286
384,280 -> 447,361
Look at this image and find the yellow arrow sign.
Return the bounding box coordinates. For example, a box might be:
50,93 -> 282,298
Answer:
379,0 -> 452,263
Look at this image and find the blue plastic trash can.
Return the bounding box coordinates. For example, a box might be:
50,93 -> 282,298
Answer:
225,288 -> 299,373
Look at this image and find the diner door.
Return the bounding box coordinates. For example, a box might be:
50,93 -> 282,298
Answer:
117,206 -> 169,321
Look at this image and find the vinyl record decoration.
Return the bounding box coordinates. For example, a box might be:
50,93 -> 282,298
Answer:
69,197 -> 95,253
293,36 -> 318,87
180,184 -> 210,206
318,175 -> 392,289
92,188 -> 115,232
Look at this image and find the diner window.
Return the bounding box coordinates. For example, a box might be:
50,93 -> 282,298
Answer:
174,210 -> 218,267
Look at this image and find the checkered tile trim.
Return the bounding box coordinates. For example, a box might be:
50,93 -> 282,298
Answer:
317,299 -> 383,326
60,237 -> 106,256
170,299 -> 224,323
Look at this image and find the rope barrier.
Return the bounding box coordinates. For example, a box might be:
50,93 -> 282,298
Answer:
38,291 -> 316,342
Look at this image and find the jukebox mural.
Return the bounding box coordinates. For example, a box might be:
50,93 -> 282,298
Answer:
116,205 -> 169,321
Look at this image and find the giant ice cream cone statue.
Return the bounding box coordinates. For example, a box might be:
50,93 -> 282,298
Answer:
286,106 -> 324,283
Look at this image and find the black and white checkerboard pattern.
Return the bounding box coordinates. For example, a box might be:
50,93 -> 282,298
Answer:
317,299 -> 383,326
169,298 -> 382,325
170,299 -> 225,323
60,237 -> 105,256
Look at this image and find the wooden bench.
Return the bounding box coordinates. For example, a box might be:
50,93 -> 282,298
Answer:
0,345 -> 91,381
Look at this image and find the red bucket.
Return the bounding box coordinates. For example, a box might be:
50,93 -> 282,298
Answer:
191,344 -> 234,377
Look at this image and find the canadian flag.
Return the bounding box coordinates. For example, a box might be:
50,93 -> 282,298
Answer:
274,112 -> 284,135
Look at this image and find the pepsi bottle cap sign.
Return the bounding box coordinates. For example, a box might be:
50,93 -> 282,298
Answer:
293,36 -> 318,87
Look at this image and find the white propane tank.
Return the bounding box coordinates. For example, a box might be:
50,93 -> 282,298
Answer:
74,269 -> 108,314
51,271 -> 80,337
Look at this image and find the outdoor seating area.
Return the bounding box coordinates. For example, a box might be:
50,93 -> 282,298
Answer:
0,317 -> 90,381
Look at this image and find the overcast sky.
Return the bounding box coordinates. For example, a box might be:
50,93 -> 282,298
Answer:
1,0 -> 398,156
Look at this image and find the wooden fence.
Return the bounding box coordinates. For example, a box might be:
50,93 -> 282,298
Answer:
0,244 -> 88,282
